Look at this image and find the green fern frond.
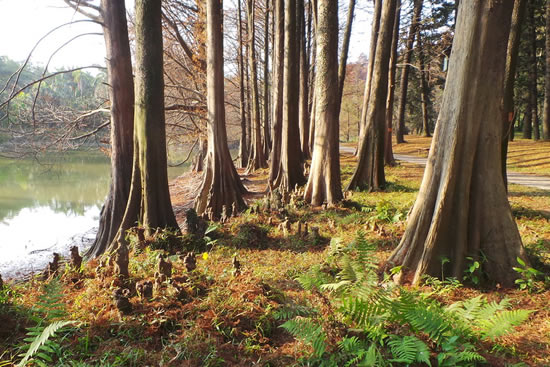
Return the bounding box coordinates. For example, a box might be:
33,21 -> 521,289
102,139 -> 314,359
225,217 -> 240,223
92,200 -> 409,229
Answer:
296,265 -> 333,291
341,293 -> 389,330
17,321 -> 76,367
388,335 -> 431,366
34,278 -> 67,321
478,309 -> 532,340
280,318 -> 327,357
273,304 -> 316,321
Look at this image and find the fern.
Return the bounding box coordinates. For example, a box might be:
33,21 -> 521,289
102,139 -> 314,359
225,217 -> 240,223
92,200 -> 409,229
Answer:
338,337 -> 381,367
280,317 -> 327,358
388,335 -> 431,366
296,265 -> 334,291
17,321 -> 76,367
273,303 -> 316,321
478,309 -> 532,340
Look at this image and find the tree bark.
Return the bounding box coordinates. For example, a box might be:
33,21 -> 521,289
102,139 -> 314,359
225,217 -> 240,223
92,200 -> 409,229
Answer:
195,0 -> 247,219
384,0 -> 400,166
502,0 -> 527,187
528,0 -> 539,141
308,0 -> 318,154
237,0 -> 249,168
543,0 -> 550,140
386,1 -> 527,287
269,0 -> 284,185
336,0 -> 356,120
298,0 -> 311,160
263,6 -> 271,157
395,0 -> 423,144
275,0 -> 306,190
347,0 -> 396,192
417,36 -> 431,138
246,0 -> 268,172
88,0 -> 134,257
304,0 -> 342,206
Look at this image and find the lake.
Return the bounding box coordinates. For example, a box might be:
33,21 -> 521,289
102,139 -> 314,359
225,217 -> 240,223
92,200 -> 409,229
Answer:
0,151 -> 187,279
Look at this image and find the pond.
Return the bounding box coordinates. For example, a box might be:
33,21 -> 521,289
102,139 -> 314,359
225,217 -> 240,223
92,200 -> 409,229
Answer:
0,151 -> 187,279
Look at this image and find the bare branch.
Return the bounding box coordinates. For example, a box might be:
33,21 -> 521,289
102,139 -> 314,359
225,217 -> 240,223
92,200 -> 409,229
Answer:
69,119 -> 110,141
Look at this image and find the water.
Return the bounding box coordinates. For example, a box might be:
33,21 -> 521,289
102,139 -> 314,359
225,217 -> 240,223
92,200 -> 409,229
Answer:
0,151 -> 187,279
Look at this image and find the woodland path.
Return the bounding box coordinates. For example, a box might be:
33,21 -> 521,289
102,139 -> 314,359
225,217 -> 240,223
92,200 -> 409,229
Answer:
340,146 -> 550,191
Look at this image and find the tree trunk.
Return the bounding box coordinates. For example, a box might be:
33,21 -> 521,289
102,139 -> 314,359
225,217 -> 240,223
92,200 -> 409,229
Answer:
523,101 -> 533,139
336,0 -> 356,119
528,0 -> 539,141
275,0 -> 306,190
192,138 -> 207,172
417,36 -> 431,138
269,0 -> 284,185
395,0 -> 423,144
384,0 -> 400,166
543,0 -> 550,140
357,0 -> 382,150
114,0 -> 179,243
308,0 -> 318,155
304,0 -> 342,206
386,1 -> 527,287
263,6 -> 271,157
237,0 -> 249,168
298,0 -> 311,160
88,0 -> 134,257
502,0 -> 527,187
195,0 -> 247,219
347,0 -> 396,192
246,0 -> 268,172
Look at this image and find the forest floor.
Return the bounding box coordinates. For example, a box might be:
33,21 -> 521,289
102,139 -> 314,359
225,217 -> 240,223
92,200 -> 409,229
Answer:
1,139 -> 549,366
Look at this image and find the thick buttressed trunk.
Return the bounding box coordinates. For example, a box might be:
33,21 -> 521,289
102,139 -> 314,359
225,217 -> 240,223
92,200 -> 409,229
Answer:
298,0 -> 311,160
192,138 -> 207,172
263,7 -> 271,158
125,0 -> 179,236
196,0 -> 247,219
417,37 -> 431,138
357,0 -> 382,151
502,0 -> 527,187
387,1 -> 527,288
347,0 -> 396,192
304,0 -> 342,206
528,1 -> 539,141
275,0 -> 306,190
269,0 -> 284,185
237,0 -> 249,168
395,0 -> 423,144
543,0 -> 550,140
246,0 -> 268,172
88,0 -> 135,257
384,0 -> 400,166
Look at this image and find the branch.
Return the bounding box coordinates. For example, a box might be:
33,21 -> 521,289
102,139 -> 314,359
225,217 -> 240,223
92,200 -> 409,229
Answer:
63,0 -> 103,23
69,120 -> 110,141
169,139 -> 198,167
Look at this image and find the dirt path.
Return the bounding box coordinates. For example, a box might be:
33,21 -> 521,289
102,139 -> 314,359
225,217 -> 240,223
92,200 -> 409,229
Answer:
340,146 -> 550,191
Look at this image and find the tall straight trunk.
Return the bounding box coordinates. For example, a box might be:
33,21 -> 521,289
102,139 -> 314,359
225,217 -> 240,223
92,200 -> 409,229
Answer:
336,0 -> 356,118
308,0 -> 318,154
269,0 -> 284,185
298,0 -> 311,159
263,7 -> 271,157
543,0 -> 550,140
275,0 -> 306,189
305,0 -> 342,205
384,0 -> 400,166
502,0 -> 527,186
246,0 -> 268,172
395,0 -> 423,143
357,0 -> 382,147
88,0 -> 134,257
116,0 -> 178,242
528,0 -> 539,141
347,0 -> 396,191
245,42 -> 252,153
237,0 -> 248,168
196,0 -> 247,218
387,1 -> 527,287
417,36 -> 431,137
523,101 -> 533,138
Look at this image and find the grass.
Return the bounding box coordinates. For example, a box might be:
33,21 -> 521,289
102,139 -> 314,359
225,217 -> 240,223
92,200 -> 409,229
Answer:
0,146 -> 549,366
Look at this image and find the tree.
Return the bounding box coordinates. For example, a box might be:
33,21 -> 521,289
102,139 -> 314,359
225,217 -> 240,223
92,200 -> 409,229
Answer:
543,0 -> 550,140
298,0 -> 311,159
195,0 -> 247,218
269,0 -> 285,185
527,0 -> 540,141
115,0 -> 179,241
386,1 -> 528,287
274,0 -> 306,190
237,0 -> 249,168
62,0 -> 134,257
246,0 -> 268,172
304,0 -> 342,206
346,0 -> 396,192
395,0 -> 423,144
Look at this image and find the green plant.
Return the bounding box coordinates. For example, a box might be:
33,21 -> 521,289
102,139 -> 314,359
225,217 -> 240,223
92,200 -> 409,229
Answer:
463,256 -> 481,285
513,257 -> 546,293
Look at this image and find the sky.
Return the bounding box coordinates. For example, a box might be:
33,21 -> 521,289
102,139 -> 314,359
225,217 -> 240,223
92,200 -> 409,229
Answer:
0,0 -> 370,71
